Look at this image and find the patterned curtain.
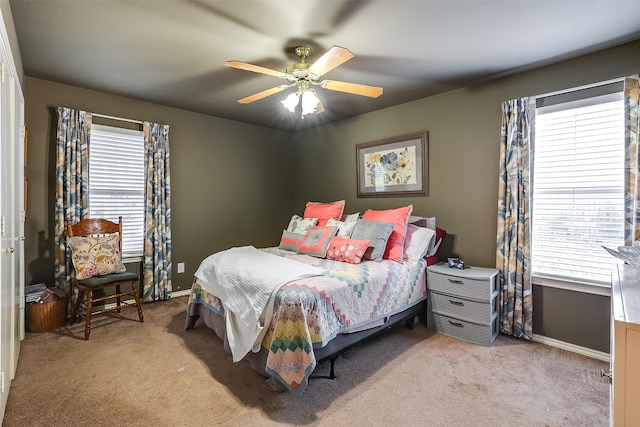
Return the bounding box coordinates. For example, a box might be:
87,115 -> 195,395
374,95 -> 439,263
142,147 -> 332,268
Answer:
142,122 -> 172,301
54,107 -> 91,313
496,98 -> 534,340
624,74 -> 640,245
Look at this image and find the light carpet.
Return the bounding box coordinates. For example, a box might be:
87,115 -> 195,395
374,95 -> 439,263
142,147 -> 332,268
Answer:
3,296 -> 610,426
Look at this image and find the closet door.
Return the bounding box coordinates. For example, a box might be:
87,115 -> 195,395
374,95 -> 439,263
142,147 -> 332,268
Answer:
0,35 -> 24,418
0,49 -> 15,415
10,74 -> 25,371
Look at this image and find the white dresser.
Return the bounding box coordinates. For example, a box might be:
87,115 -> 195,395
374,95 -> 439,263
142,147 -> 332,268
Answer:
610,265 -> 640,426
427,263 -> 499,346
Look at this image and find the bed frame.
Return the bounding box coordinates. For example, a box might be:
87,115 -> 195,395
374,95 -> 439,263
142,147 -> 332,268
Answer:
186,297 -> 427,382
311,298 -> 427,379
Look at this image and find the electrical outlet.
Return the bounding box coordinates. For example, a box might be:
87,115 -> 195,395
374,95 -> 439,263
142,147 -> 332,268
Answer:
177,262 -> 185,274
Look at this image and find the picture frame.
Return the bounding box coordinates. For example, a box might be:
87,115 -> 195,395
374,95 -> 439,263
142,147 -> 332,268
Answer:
356,131 -> 428,198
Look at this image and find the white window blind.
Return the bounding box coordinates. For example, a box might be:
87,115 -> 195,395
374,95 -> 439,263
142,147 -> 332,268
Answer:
89,124 -> 145,258
532,91 -> 625,285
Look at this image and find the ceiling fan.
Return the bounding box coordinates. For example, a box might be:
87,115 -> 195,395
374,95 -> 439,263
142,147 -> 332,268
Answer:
225,45 -> 383,116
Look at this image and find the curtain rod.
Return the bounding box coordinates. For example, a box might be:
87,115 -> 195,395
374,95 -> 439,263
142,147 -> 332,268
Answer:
536,77 -> 624,99
92,112 -> 143,125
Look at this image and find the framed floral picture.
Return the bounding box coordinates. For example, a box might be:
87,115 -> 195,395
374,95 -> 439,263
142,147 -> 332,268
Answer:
356,131 -> 428,197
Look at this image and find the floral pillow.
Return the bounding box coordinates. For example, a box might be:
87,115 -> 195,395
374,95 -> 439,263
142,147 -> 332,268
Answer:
286,214 -> 318,234
68,234 -> 127,280
326,218 -> 357,238
325,237 -> 371,264
342,212 -> 360,223
298,226 -> 339,258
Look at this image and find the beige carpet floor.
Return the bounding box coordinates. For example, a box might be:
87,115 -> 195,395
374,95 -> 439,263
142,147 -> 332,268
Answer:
3,296 -> 610,426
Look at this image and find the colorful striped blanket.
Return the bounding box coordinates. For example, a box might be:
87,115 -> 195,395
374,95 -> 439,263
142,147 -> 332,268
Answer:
186,247 -> 427,395
194,246 -> 325,361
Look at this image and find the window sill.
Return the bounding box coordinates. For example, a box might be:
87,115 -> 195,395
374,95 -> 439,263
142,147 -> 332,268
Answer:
123,256 -> 143,264
532,275 -> 611,297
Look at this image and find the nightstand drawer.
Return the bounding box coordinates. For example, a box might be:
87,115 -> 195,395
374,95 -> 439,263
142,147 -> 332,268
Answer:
427,265 -> 498,301
432,312 -> 499,346
429,291 -> 498,325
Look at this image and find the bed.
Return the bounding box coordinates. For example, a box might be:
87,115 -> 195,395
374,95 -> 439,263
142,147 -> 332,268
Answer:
185,202 -> 445,395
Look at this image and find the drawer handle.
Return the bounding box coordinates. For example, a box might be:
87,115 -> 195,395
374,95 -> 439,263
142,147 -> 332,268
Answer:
448,279 -> 464,285
448,300 -> 464,306
448,321 -> 464,328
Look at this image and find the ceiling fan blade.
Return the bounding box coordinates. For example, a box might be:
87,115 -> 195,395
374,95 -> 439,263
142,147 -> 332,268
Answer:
238,85 -> 289,104
321,80 -> 383,98
225,61 -> 288,79
308,46 -> 354,78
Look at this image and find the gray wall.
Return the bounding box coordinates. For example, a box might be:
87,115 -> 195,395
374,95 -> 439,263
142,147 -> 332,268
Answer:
291,39 -> 640,353
21,34 -> 640,352
23,77 -> 294,292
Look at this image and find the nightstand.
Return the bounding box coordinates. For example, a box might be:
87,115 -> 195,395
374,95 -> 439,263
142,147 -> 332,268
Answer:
427,262 -> 500,346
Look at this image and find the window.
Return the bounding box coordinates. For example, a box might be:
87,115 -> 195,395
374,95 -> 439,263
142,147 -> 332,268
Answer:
89,124 -> 145,258
532,82 -> 625,286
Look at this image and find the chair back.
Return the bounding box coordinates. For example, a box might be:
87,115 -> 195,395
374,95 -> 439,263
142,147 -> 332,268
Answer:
65,216 -> 143,340
66,217 -> 124,252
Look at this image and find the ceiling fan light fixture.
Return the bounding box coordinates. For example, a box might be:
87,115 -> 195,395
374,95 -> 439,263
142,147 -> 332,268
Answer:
301,89 -> 320,115
282,92 -> 299,112
281,88 -> 320,117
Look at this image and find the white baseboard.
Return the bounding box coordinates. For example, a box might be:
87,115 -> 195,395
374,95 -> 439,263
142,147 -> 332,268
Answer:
171,289 -> 191,298
103,288 -> 191,310
533,334 -> 610,362
100,297 -> 609,363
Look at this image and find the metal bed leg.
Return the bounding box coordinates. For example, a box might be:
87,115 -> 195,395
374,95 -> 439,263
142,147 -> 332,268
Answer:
328,356 -> 337,380
311,355 -> 339,380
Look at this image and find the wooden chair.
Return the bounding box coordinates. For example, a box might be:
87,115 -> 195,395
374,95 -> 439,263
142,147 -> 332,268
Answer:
66,217 -> 144,340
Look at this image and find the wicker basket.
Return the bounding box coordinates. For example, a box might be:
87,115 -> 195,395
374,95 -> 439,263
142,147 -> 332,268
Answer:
26,297 -> 67,333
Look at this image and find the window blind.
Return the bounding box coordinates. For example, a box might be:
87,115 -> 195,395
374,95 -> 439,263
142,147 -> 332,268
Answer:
89,124 -> 145,257
532,92 -> 624,284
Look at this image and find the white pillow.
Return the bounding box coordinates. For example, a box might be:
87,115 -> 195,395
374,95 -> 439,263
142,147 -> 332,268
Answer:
327,217 -> 357,238
286,214 -> 317,234
343,212 -> 360,223
403,224 -> 436,261
408,215 -> 436,230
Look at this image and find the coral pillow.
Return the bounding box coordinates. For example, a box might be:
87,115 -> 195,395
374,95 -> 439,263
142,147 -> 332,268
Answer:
362,205 -> 413,262
325,237 -> 371,264
298,226 -> 339,258
68,234 -> 127,279
304,200 -> 345,227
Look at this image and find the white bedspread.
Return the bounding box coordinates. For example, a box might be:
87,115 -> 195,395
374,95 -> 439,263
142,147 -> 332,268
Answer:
194,246 -> 325,361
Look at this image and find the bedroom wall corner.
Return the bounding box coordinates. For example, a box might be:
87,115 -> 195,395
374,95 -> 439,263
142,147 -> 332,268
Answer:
22,76 -> 296,292
289,39 -> 640,354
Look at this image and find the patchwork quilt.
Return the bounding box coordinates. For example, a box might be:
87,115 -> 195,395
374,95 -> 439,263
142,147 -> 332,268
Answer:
186,247 -> 427,395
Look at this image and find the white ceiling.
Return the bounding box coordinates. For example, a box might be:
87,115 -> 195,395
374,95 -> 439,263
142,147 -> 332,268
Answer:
9,0 -> 640,132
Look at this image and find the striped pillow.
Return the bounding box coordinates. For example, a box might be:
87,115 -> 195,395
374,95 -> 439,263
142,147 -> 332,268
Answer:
279,230 -> 305,252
